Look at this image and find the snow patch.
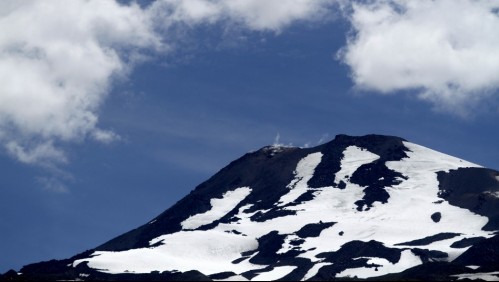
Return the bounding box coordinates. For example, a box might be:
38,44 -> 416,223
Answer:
336,250 -> 422,279
303,262 -> 332,280
399,142 -> 481,172
213,275 -> 249,281
277,152 -> 323,207
486,191 -> 499,198
334,146 -> 380,183
251,266 -> 296,281
181,187 -> 252,229
276,234 -> 301,254
452,271 -> 499,281
74,230 -> 262,275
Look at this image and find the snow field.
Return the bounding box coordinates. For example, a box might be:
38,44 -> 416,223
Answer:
251,266 -> 297,281
74,230 -> 262,275
74,143 -> 494,280
181,187 -> 252,229
334,146 -> 380,183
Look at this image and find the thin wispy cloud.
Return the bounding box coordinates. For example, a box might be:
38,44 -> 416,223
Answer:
149,0 -> 334,32
36,176 -> 69,193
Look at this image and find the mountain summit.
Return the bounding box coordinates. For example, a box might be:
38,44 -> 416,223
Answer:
3,134 -> 499,281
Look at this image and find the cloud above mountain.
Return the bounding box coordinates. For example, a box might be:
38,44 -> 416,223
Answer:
149,0 -> 333,31
0,0 -> 498,168
0,0 -> 161,164
339,0 -> 499,115
0,0 -> 332,166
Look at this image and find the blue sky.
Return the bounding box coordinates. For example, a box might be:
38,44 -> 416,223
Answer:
1,0 -> 499,272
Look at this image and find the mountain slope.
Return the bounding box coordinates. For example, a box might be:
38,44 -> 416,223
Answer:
3,134 -> 499,281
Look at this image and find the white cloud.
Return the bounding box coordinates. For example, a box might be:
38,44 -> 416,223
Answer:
339,0 -> 499,114
5,0 -> 498,173
0,0 -> 336,168
5,141 -> 67,165
150,0 -> 335,31
0,0 -> 161,165
219,0 -> 334,31
5,0 -> 499,172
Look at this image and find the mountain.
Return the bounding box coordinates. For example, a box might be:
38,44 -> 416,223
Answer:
2,134 -> 499,281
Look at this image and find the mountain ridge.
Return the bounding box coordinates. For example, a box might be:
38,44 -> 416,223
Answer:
2,134 -> 499,281
97,134 -> 409,252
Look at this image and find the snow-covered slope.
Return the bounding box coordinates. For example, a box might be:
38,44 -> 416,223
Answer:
5,134 -> 499,281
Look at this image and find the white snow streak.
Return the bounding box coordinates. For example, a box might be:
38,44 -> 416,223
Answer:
277,152 -> 322,207
486,191 -> 499,198
334,146 -> 380,183
452,271 -> 499,281
251,266 -> 296,281
214,275 -> 249,281
302,262 -> 331,280
181,187 -> 252,229
336,250 -> 421,279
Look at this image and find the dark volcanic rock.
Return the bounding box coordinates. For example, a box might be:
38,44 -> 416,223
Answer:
295,222 -> 336,238
372,262 -> 474,281
453,234 -> 499,270
308,134 -> 408,189
249,231 -> 286,265
431,212 -> 441,222
317,240 -> 402,265
395,233 -> 461,246
350,160 -> 407,211
411,248 -> 448,263
437,167 -> 499,230
450,237 -> 487,248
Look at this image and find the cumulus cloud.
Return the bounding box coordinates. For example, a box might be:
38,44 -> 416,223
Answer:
0,0 -> 334,168
4,0 -> 498,173
0,0 -> 161,165
339,0 -> 499,114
